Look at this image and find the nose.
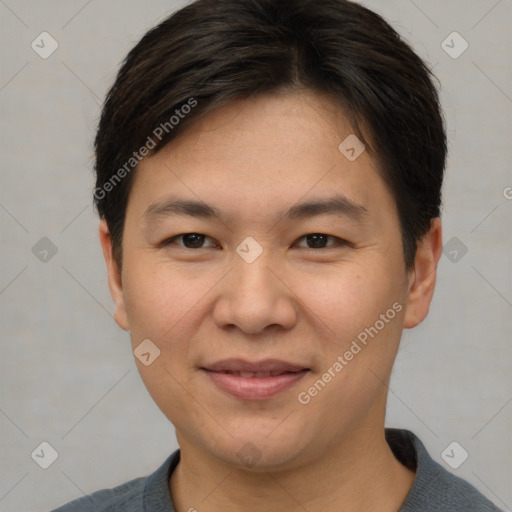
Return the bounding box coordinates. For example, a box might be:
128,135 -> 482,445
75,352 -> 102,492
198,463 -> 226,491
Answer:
212,249 -> 298,335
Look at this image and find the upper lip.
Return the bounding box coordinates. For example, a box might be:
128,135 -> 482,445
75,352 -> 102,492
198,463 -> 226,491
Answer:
202,358 -> 309,373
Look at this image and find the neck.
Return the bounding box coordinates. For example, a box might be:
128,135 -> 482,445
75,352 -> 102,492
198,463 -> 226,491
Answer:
169,424 -> 415,512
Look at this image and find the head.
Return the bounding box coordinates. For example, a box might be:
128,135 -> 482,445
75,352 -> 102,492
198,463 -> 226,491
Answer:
96,0 -> 445,470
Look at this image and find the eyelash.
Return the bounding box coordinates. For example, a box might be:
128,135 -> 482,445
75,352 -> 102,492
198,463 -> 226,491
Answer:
161,233 -> 349,250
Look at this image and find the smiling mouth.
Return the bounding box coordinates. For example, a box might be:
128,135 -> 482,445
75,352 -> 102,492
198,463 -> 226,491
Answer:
207,370 -> 304,378
201,358 -> 310,374
200,359 -> 311,400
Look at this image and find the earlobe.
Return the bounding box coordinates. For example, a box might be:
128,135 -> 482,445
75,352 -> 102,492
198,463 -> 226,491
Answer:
98,220 -> 130,331
403,218 -> 443,329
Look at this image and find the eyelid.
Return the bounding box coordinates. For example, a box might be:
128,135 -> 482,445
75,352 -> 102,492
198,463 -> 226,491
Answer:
162,233 -> 218,248
294,234 -> 348,249
161,233 -> 349,250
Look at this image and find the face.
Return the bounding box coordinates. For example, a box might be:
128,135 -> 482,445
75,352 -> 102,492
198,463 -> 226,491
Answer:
100,90 -> 441,471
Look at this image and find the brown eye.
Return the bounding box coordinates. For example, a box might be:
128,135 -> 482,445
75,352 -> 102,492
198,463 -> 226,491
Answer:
296,233 -> 342,249
164,233 -> 217,249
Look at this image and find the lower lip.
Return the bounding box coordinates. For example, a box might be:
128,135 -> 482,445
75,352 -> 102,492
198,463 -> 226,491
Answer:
202,369 -> 309,400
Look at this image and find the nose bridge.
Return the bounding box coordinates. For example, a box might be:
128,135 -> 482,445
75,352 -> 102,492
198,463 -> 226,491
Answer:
234,249 -> 275,297
232,242 -> 279,310
212,240 -> 297,334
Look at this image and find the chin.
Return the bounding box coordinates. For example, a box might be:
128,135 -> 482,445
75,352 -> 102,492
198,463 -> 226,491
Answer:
195,419 -> 316,472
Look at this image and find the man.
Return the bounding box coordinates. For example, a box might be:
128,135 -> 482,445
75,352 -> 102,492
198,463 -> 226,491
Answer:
53,0 -> 503,510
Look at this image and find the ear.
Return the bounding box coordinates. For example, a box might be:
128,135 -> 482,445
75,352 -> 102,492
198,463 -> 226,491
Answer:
403,218 -> 443,329
98,219 -> 130,331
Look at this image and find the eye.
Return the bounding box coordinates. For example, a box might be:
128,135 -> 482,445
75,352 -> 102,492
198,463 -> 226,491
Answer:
163,233 -> 218,249
295,233 -> 346,249
161,232 -> 347,250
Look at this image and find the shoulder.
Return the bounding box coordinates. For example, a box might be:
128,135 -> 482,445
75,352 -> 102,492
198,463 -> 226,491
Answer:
386,429 -> 504,512
50,476 -> 146,511
50,451 -> 180,512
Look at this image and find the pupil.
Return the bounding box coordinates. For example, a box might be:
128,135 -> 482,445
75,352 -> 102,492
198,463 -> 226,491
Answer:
183,233 -> 204,248
307,234 -> 327,248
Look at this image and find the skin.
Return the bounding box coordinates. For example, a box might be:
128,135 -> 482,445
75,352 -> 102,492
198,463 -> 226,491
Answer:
99,89 -> 443,511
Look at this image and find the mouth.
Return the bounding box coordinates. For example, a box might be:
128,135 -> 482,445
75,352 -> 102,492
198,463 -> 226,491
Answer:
209,370 -> 302,377
200,359 -> 311,400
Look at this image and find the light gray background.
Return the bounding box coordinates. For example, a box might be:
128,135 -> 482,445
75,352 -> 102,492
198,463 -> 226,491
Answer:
1,1 -> 511,511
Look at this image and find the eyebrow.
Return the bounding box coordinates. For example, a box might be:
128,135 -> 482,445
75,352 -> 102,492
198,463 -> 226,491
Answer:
143,194 -> 368,224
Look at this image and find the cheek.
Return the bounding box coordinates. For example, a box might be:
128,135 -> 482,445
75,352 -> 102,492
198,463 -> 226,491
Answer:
296,261 -> 406,396
294,263 -> 402,339
295,273 -> 405,433
122,259 -> 202,342
122,262 -> 204,421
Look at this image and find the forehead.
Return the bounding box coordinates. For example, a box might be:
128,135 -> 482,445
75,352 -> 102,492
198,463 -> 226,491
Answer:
165,90 -> 357,167
127,90 -> 396,226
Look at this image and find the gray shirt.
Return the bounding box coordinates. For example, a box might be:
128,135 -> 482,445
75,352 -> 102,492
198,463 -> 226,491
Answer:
51,429 -> 503,511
